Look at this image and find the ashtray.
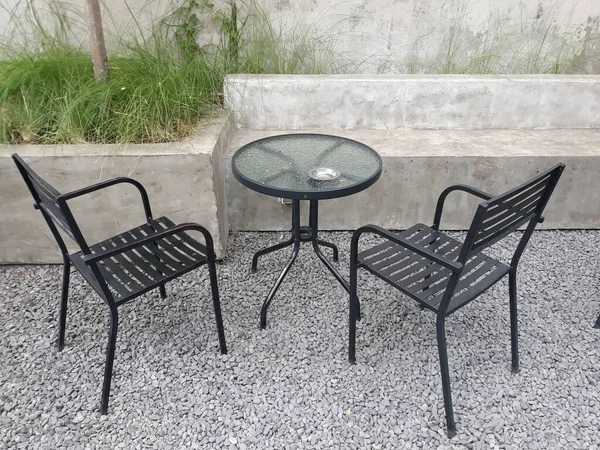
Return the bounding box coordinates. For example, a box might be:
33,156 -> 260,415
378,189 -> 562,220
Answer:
308,167 -> 341,181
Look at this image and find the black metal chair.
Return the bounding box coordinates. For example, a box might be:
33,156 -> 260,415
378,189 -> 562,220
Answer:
12,154 -> 227,414
348,164 -> 564,437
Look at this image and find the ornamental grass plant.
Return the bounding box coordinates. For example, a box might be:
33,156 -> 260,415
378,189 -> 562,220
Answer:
0,0 -> 336,145
0,45 -> 223,144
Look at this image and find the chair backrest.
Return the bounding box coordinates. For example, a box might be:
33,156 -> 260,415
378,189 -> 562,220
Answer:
462,164 -> 565,258
12,154 -> 81,246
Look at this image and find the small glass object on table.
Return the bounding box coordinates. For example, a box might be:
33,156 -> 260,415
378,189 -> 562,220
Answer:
232,133 -> 382,329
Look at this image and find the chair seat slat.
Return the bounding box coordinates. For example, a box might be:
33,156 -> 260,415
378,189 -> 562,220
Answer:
377,251 -> 422,277
447,265 -> 508,314
108,229 -> 179,275
160,233 -> 206,263
358,224 -> 427,261
360,243 -> 404,266
137,223 -> 199,266
103,241 -> 160,286
400,264 -> 450,295
405,252 -> 486,297
97,261 -> 138,298
127,227 -> 187,272
71,217 -> 207,302
367,246 -> 412,272
155,217 -> 207,257
358,224 -> 510,313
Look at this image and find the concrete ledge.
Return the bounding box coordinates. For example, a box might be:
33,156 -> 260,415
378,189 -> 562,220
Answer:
0,113 -> 234,263
225,128 -> 600,230
224,74 -> 600,130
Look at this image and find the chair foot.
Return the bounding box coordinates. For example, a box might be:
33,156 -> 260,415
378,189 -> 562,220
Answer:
447,427 -> 457,439
57,343 -> 64,352
159,285 -> 167,299
511,364 -> 520,374
594,315 -> 600,329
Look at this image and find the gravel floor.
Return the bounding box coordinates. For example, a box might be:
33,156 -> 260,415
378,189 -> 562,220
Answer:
1,230 -> 599,449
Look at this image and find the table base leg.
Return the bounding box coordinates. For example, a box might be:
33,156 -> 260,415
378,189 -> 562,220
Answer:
259,241 -> 300,329
316,239 -> 339,261
252,237 -> 294,273
256,199 -> 352,329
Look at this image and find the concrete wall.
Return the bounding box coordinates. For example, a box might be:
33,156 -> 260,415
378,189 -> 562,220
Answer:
0,113 -> 233,263
256,0 -> 600,73
225,74 -> 600,130
2,0 -> 598,73
225,128 -> 600,231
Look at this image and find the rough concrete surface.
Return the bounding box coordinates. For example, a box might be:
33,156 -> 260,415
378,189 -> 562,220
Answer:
2,1 -> 598,74
1,230 -> 599,449
0,113 -> 232,263
225,75 -> 600,130
226,128 -> 600,231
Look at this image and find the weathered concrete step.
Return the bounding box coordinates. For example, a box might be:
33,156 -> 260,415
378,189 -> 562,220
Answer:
225,128 -> 600,231
225,74 -> 600,130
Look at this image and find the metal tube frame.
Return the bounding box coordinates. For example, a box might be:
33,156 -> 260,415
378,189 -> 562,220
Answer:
12,153 -> 228,415
256,199 -> 346,329
348,163 -> 566,438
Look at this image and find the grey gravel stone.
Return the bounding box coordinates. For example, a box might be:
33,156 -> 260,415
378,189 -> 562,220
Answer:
0,230 -> 599,449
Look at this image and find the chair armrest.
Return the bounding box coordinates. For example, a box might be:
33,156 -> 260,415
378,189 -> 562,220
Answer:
432,184 -> 493,230
58,177 -> 153,221
351,225 -> 463,272
82,223 -> 215,265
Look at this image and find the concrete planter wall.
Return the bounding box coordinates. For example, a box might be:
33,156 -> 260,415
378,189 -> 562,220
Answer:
2,75 -> 600,264
0,114 -> 233,263
224,74 -> 600,130
223,74 -> 600,232
224,128 -> 600,232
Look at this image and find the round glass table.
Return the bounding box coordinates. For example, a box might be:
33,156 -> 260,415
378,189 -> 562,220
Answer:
232,133 -> 382,329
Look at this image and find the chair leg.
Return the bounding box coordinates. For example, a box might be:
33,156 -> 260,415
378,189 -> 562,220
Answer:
508,269 -> 519,373
100,307 -> 119,415
159,284 -> 167,299
208,259 -> 227,355
595,314 -> 600,329
58,257 -> 71,351
349,304 -> 358,364
348,258 -> 359,364
436,317 -> 457,438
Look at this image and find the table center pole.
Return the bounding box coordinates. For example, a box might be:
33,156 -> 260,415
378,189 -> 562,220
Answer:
258,199 -> 350,329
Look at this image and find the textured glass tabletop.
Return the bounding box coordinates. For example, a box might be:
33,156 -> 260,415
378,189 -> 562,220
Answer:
232,134 -> 382,200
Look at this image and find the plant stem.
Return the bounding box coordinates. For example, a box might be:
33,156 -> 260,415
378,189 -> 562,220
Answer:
86,0 -> 109,82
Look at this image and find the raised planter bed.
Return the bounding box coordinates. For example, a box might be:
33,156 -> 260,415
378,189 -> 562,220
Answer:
3,75 -> 600,264
0,113 -> 234,263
